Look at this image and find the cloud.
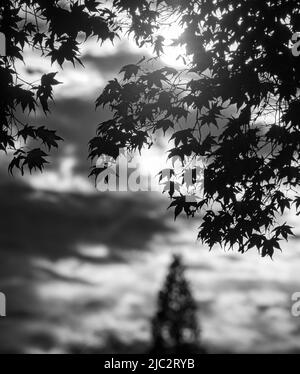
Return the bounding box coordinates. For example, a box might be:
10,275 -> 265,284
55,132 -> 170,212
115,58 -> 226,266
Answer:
0,179 -> 175,353
82,49 -> 148,77
0,182 -> 174,259
2,32 -> 300,356
1,179 -> 300,354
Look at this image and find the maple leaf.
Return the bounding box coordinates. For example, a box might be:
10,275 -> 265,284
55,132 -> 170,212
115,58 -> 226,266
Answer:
120,64 -> 140,80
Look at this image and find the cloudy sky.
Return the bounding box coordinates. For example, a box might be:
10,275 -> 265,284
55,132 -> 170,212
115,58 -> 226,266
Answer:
0,24 -> 300,354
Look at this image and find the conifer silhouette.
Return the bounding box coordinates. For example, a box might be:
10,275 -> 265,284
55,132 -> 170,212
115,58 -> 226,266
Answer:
151,255 -> 205,354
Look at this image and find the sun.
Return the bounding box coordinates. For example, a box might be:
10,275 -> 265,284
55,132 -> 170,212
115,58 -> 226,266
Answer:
127,16 -> 187,69
157,20 -> 187,69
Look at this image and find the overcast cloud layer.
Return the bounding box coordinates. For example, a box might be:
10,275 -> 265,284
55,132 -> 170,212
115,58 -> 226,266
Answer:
0,36 -> 300,354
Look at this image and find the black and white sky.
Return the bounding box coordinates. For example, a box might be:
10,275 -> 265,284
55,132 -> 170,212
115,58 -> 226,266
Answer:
0,23 -> 300,354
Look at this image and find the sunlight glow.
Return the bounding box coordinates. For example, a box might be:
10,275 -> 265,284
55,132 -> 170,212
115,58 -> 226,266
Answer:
136,142 -> 169,179
157,22 -> 187,69
127,18 -> 187,69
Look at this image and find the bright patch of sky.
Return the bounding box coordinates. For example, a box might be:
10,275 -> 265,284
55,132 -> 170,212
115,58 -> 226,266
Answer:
14,17 -> 187,193
14,219 -> 300,354
27,147 -> 94,193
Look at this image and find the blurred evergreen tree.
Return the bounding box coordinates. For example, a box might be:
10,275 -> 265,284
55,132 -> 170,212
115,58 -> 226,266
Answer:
150,255 -> 206,354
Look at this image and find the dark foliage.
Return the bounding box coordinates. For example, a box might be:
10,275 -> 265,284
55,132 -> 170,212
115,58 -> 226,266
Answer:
150,255 -> 205,354
0,0 -> 128,174
2,1 -> 300,255
91,0 -> 300,256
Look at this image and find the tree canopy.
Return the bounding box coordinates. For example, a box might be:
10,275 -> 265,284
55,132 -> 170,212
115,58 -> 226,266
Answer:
91,0 -> 300,257
151,255 -> 203,354
1,0 -> 300,256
